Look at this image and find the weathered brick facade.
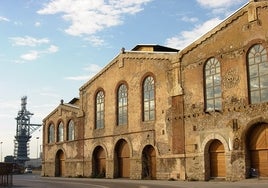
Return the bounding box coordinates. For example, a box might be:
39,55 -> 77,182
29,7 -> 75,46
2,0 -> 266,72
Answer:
42,0 -> 268,181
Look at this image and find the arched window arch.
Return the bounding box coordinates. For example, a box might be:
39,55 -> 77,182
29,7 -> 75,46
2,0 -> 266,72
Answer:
48,123 -> 55,143
247,44 -> 268,104
117,84 -> 128,125
205,58 -> 222,111
67,120 -> 75,141
143,76 -> 155,121
96,90 -> 104,129
57,122 -> 64,142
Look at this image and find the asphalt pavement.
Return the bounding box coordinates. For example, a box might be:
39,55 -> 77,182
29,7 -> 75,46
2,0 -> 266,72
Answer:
12,174 -> 268,188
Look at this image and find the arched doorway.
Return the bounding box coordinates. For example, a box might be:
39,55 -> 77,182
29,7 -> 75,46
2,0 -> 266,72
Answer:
55,150 -> 65,177
115,139 -> 130,178
142,145 -> 156,179
209,139 -> 226,178
92,146 -> 106,177
248,123 -> 268,177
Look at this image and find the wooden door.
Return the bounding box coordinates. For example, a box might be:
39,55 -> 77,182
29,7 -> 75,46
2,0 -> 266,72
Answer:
117,140 -> 130,178
142,145 -> 156,179
95,147 -> 106,176
209,140 -> 226,178
55,150 -> 65,177
249,124 -> 268,177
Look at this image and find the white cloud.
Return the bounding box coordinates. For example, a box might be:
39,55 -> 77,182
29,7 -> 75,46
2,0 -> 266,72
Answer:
37,0 -> 151,36
35,22 -> 41,27
84,36 -> 105,47
196,0 -> 248,16
20,51 -> 39,61
165,0 -> 248,50
196,0 -> 247,9
10,36 -> 50,47
65,63 -> 102,81
19,45 -> 59,62
65,75 -> 93,81
10,36 -> 59,62
181,16 -> 198,23
165,18 -> 222,50
0,16 -> 9,22
83,64 -> 102,72
47,45 -> 59,53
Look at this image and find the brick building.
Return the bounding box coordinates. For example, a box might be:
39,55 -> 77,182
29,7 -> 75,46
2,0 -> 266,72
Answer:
42,0 -> 268,181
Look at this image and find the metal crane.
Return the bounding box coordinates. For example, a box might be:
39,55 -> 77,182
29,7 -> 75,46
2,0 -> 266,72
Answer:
14,96 -> 42,166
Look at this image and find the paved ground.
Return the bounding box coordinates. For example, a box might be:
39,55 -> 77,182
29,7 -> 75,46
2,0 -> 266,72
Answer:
12,174 -> 268,188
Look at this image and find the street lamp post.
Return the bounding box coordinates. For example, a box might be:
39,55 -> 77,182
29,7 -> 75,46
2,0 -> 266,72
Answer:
0,141 -> 3,162
36,137 -> 39,159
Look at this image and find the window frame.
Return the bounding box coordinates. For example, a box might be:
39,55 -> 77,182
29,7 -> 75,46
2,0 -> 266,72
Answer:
67,120 -> 75,141
48,123 -> 55,143
57,121 -> 64,142
247,44 -> 268,104
204,57 -> 222,112
95,90 -> 105,129
117,83 -> 128,126
142,75 -> 155,121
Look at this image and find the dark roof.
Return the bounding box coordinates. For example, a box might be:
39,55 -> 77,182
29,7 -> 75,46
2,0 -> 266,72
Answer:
132,44 -> 179,52
68,97 -> 79,104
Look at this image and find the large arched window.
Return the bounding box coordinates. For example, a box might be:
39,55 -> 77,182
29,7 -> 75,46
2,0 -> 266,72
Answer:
67,120 -> 75,141
247,44 -> 268,104
57,122 -> 64,142
48,124 -> 54,143
96,90 -> 104,129
117,84 -> 128,125
205,58 -> 222,111
143,76 -> 155,121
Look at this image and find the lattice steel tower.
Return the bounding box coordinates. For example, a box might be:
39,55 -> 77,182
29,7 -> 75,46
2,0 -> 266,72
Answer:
14,96 -> 42,166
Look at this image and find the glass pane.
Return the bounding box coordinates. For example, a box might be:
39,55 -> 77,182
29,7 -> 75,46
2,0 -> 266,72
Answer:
206,76 -> 213,87
215,66 -> 220,73
248,53 -> 254,61
259,63 -> 268,76
150,90 -> 154,99
144,92 -> 150,101
214,74 -> 221,85
251,90 -> 260,104
250,77 -> 259,89
249,64 -> 258,77
144,111 -> 149,121
150,100 -> 155,108
214,86 -> 221,97
150,110 -> 155,120
255,53 -> 261,63
210,67 -> 215,74
260,75 -> 268,88
261,89 -> 268,102
206,88 -> 213,99
123,116 -> 127,124
215,99 -> 222,110
261,54 -> 267,62
206,100 -> 214,111
144,101 -> 149,111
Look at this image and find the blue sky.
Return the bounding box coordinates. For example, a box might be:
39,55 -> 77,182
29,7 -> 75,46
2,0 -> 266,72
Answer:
0,0 -> 248,159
